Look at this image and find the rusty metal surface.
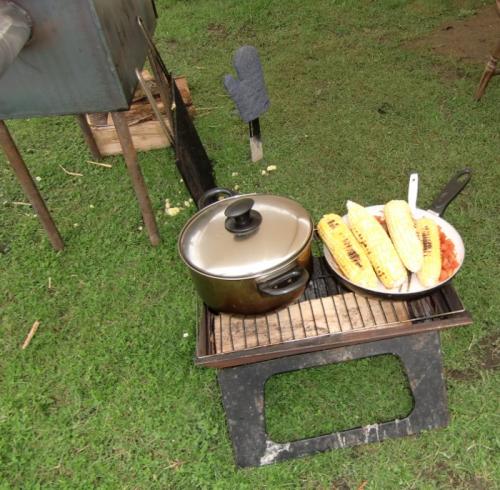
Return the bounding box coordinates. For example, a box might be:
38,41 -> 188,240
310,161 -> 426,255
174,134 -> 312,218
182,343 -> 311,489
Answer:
0,120 -> 64,250
111,111 -> 160,246
0,0 -> 156,119
474,39 -> 500,101
76,114 -> 102,161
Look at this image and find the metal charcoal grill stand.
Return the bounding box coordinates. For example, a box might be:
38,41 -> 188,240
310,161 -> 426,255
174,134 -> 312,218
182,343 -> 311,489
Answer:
195,256 -> 472,467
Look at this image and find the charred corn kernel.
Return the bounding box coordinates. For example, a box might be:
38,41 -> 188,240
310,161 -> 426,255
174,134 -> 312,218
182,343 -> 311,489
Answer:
318,214 -> 378,288
384,200 -> 423,273
416,217 -> 441,287
346,201 -> 407,289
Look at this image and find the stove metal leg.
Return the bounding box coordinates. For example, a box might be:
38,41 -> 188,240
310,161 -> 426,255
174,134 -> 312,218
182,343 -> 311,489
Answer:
218,331 -> 448,468
0,120 -> 64,251
111,111 -> 160,246
76,114 -> 102,161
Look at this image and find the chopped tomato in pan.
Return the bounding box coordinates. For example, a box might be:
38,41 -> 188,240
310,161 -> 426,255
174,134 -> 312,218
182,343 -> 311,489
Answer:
439,228 -> 459,282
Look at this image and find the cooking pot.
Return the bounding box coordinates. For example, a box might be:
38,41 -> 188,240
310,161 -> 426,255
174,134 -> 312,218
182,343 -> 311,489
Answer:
178,188 -> 313,314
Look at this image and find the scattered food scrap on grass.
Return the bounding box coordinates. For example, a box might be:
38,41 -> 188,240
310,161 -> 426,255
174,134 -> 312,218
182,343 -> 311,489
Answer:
21,320 -> 41,350
164,198 -> 182,217
166,207 -> 181,216
165,197 -> 193,216
260,165 -> 277,177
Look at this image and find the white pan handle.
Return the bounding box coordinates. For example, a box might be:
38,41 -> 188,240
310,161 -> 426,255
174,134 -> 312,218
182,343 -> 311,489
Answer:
408,173 -> 418,213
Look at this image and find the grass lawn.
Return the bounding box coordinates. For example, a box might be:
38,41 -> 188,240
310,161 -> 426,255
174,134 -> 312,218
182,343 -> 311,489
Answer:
1,0 -> 499,488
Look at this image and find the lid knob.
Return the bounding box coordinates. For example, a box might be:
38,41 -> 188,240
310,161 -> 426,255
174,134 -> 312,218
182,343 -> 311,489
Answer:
224,198 -> 262,235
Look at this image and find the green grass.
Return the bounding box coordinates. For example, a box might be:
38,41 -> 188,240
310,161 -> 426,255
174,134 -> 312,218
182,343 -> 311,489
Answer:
1,0 -> 499,488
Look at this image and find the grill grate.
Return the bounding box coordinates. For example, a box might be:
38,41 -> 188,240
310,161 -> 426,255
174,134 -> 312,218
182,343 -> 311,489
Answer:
195,256 -> 471,368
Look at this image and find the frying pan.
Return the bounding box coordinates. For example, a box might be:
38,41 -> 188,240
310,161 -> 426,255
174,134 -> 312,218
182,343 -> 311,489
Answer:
324,168 -> 472,299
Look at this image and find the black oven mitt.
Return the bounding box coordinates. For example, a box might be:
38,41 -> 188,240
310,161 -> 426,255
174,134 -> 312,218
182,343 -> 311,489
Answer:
223,45 -> 270,123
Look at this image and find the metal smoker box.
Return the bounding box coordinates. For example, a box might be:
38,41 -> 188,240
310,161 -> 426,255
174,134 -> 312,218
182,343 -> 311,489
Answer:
0,0 -> 157,119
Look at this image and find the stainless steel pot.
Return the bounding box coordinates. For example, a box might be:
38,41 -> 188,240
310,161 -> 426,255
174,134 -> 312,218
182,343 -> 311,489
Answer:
178,188 -> 313,314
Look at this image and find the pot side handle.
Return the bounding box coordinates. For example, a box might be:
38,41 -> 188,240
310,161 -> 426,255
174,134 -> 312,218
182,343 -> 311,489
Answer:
197,187 -> 235,209
257,267 -> 310,297
428,168 -> 472,217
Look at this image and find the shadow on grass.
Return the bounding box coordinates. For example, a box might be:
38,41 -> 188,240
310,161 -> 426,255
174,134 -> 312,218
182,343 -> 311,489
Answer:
265,354 -> 413,443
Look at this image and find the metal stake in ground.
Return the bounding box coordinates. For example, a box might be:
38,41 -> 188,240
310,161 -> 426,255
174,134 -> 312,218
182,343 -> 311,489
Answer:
224,46 -> 270,162
248,119 -> 262,162
0,121 -> 64,251
475,39 -> 500,101
474,3 -> 500,101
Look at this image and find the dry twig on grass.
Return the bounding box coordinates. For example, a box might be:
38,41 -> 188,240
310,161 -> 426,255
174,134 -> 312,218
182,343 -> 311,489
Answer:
87,160 -> 113,168
166,460 -> 184,470
59,165 -> 83,177
21,320 -> 41,349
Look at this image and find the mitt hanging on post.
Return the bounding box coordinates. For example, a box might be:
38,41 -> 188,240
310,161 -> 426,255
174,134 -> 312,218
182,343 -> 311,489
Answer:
224,46 -> 270,162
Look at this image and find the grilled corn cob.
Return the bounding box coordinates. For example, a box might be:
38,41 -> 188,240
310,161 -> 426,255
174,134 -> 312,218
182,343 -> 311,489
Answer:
416,217 -> 441,287
318,214 -> 378,288
384,200 -> 423,273
346,201 -> 407,289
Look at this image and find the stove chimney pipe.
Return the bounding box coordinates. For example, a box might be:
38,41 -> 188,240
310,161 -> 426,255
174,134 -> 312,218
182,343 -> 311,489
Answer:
0,1 -> 32,79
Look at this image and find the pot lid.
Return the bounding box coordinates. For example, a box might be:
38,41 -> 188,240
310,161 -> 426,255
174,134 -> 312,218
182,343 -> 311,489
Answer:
179,194 -> 313,278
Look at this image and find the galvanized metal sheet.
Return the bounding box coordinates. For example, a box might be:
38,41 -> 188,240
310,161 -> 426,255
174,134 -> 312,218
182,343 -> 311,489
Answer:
0,0 -> 156,119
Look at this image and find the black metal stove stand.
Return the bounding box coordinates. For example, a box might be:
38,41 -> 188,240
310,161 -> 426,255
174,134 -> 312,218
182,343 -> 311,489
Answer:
196,257 -> 472,467
218,331 -> 447,467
